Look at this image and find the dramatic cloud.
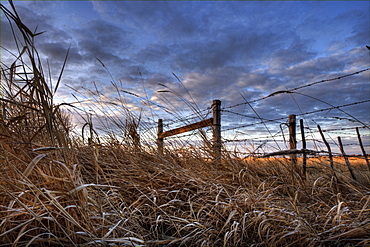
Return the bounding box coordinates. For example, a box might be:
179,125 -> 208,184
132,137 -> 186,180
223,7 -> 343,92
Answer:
1,0 -> 369,154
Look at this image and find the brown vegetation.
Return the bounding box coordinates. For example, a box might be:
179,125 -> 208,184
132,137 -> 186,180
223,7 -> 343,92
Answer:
1,1 -> 369,246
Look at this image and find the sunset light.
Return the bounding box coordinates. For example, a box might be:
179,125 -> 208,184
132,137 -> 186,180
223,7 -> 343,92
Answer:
1,1 -> 369,246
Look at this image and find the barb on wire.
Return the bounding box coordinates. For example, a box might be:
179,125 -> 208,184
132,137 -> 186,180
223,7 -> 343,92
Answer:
302,126 -> 367,132
296,100 -> 370,117
223,67 -> 370,110
292,94 -> 369,129
162,111 -> 210,126
224,137 -> 286,143
262,149 -> 325,158
223,116 -> 286,132
164,129 -> 210,140
290,67 -> 370,91
222,109 -> 283,123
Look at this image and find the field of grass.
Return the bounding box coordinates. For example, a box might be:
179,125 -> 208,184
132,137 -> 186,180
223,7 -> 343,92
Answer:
1,140 -> 370,246
1,1 -> 369,246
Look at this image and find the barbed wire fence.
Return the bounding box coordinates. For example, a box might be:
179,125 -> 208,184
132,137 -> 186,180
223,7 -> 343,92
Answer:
154,67 -> 370,163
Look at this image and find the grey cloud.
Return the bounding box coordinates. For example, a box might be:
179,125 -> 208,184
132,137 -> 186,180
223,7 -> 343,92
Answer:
92,1 -> 171,32
283,56 -> 346,80
343,47 -> 370,69
134,44 -> 171,66
174,67 -> 256,108
116,65 -> 152,85
171,30 -> 280,73
347,23 -> 370,47
42,42 -> 72,62
93,1 -> 289,61
236,72 -> 281,91
2,1 -> 369,142
145,73 -> 173,87
281,47 -> 370,85
74,20 -> 133,55
267,41 -> 317,74
93,1 -> 210,41
173,41 -> 231,71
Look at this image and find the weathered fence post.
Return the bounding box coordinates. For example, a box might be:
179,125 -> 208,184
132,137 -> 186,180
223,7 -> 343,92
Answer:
156,100 -> 220,160
337,136 -> 357,181
212,100 -> 222,165
317,125 -> 335,176
157,119 -> 164,155
288,115 -> 297,165
300,119 -> 307,179
356,127 -> 370,172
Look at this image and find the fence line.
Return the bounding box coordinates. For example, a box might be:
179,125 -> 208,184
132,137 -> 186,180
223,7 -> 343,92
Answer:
158,89 -> 369,137
158,115 -> 368,156
148,67 -> 369,165
157,102 -> 368,141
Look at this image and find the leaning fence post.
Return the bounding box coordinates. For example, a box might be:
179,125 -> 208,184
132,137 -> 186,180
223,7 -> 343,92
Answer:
317,125 -> 335,176
356,127 -> 370,172
288,115 -> 297,165
157,119 -> 164,155
337,136 -> 357,181
212,100 -> 222,165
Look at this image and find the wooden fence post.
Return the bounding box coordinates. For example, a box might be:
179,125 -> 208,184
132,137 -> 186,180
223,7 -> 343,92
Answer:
157,119 -> 164,155
300,119 -> 307,179
317,125 -> 335,176
288,115 -> 297,165
356,127 -> 370,172
337,136 -> 357,181
212,100 -> 222,164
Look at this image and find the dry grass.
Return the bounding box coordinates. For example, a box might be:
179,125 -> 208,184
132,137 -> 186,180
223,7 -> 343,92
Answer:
1,145 -> 369,246
1,1 -> 370,246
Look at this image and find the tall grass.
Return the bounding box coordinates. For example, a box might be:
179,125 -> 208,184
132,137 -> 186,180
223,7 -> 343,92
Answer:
1,1 -> 369,246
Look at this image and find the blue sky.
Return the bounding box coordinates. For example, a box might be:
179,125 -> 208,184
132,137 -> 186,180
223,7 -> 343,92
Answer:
1,1 -> 369,154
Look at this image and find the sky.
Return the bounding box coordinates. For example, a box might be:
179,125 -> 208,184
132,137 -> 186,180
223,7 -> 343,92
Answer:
1,0 -> 370,155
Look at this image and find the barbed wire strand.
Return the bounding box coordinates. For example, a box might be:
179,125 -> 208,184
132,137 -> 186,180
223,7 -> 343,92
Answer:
153,68 -> 369,134
223,67 -> 370,110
